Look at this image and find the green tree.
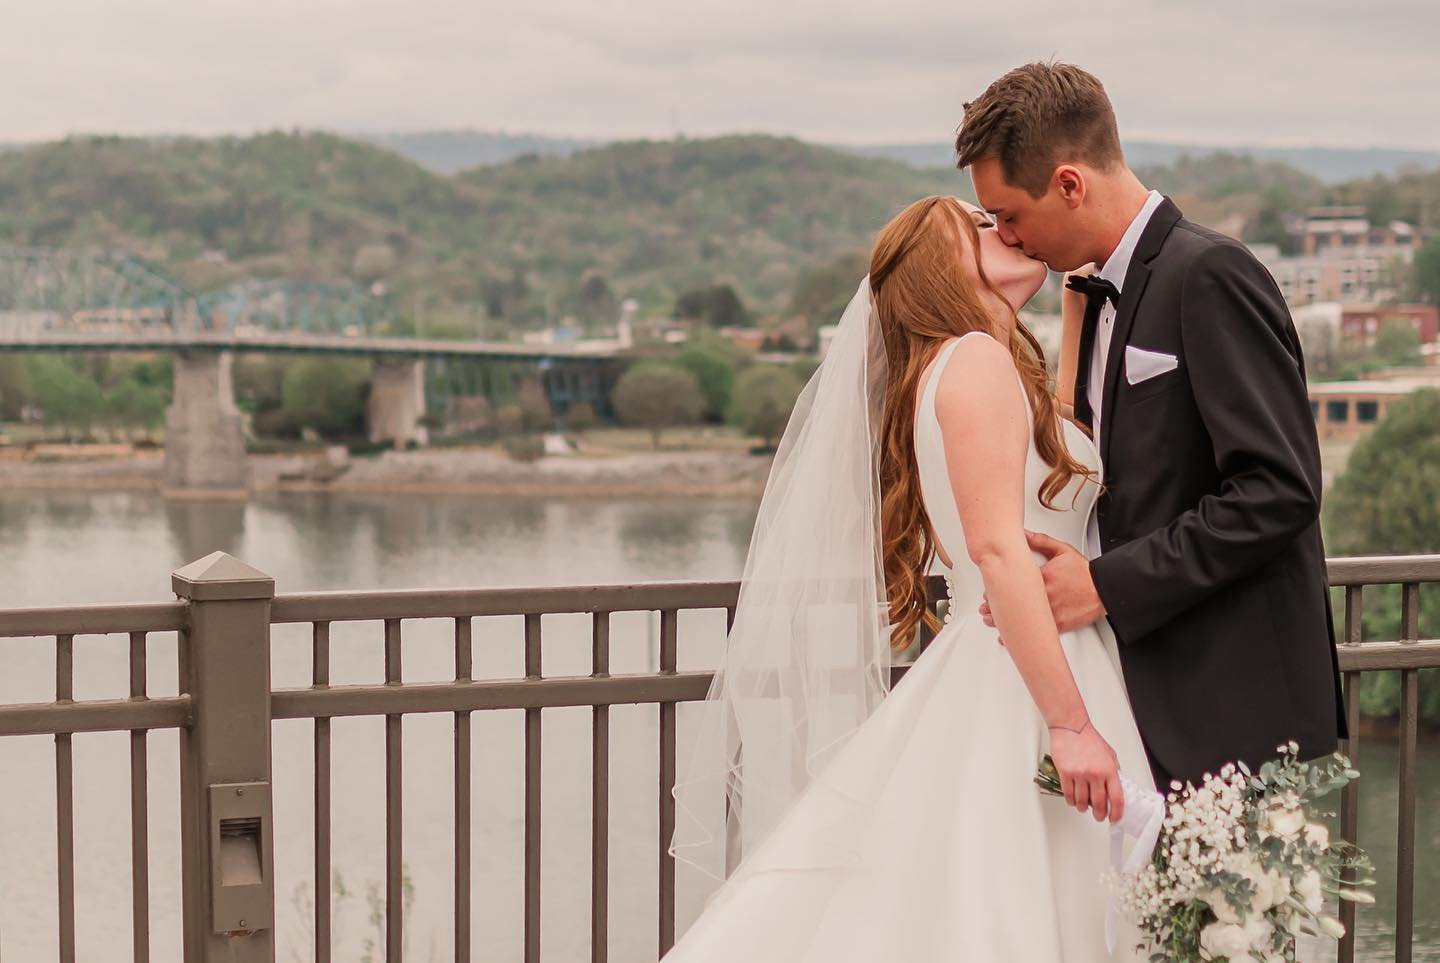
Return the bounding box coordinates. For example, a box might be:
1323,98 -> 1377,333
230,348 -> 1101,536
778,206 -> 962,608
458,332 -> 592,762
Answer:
676,333 -> 739,421
351,242 -> 397,284
1414,236 -> 1440,305
1325,389 -> 1440,722
0,356 -> 34,420
565,401 -> 598,436
612,362 -> 703,448
787,252 -> 869,330
675,285 -> 749,327
280,358 -> 370,438
493,403 -> 525,437
727,365 -> 803,449
1327,390 -> 1440,554
1373,317 -> 1423,367
574,274 -> 619,331
108,379 -> 169,441
516,377 -> 553,432
29,356 -> 103,439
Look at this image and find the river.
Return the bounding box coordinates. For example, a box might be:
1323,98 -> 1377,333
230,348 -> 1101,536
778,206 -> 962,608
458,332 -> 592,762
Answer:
0,490 -> 1433,961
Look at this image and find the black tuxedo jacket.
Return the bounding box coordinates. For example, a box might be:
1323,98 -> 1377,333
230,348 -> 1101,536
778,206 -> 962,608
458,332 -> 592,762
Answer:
1083,197 -> 1346,786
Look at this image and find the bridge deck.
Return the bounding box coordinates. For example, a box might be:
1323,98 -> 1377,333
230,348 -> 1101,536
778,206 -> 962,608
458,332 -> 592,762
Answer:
0,332 -> 623,361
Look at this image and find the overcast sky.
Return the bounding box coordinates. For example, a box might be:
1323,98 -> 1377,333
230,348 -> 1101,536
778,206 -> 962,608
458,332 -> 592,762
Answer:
4,0 -> 1437,148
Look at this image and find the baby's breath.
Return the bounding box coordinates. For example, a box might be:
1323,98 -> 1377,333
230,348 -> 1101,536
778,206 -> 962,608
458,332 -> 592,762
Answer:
1087,745 -> 1373,962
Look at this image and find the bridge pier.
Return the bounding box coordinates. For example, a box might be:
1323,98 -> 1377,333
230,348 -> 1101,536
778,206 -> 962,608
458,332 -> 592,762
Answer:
368,358 -> 428,449
164,352 -> 248,495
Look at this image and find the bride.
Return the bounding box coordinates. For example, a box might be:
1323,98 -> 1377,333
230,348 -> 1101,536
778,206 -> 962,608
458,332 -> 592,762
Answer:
664,195 -> 1156,962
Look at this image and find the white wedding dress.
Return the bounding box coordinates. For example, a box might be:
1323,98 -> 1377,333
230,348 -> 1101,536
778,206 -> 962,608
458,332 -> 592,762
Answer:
663,333 -> 1155,962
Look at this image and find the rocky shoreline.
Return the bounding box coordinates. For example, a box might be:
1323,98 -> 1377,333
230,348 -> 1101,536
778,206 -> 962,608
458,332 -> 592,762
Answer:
0,447 -> 773,497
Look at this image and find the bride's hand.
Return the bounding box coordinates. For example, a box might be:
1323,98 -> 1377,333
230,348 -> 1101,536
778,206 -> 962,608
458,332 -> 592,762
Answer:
1047,720 -> 1125,824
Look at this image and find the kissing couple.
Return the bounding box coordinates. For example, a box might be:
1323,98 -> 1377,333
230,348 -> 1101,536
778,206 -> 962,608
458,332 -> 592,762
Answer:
663,62 -> 1345,962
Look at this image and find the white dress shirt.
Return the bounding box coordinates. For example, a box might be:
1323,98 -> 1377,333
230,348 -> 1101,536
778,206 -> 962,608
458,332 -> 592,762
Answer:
1085,189 -> 1165,559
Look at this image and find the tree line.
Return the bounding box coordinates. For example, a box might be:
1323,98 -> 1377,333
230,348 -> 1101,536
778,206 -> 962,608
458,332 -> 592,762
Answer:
1325,390 -> 1440,725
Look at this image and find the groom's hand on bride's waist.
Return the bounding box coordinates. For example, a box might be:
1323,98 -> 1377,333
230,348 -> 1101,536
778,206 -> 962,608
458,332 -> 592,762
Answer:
979,531 -> 1106,635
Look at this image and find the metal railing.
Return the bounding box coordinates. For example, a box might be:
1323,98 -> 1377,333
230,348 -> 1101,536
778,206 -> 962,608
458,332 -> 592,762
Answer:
0,553 -> 1433,963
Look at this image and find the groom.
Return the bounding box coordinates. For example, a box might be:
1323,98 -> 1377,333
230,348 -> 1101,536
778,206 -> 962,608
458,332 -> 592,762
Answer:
958,63 -> 1346,790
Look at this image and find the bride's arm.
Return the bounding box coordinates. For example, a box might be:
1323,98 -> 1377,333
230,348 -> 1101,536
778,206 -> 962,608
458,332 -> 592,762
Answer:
934,334 -> 1123,822
1055,264 -> 1095,414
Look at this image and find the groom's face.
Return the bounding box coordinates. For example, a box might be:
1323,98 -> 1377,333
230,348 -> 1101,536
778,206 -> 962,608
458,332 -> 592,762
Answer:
970,157 -> 1088,272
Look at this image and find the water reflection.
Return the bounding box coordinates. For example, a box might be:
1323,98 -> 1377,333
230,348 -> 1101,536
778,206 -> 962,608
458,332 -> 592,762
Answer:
165,498 -> 246,561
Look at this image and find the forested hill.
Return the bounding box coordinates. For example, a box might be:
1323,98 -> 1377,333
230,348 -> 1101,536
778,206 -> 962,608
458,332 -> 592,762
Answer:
0,131 -> 1433,329
0,133 -> 958,321
456,136 -> 961,316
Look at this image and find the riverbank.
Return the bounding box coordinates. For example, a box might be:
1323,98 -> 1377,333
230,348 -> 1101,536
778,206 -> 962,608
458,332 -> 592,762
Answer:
0,445 -> 774,497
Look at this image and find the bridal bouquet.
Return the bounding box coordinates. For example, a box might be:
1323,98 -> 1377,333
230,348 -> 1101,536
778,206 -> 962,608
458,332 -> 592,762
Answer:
1036,743 -> 1375,963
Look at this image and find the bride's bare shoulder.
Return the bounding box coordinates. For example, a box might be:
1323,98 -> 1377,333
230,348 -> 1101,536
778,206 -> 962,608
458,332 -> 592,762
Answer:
933,332 -> 1025,420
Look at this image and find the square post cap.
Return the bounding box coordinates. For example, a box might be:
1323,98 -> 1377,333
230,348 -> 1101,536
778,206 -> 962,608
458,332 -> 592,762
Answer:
172,552 -> 276,602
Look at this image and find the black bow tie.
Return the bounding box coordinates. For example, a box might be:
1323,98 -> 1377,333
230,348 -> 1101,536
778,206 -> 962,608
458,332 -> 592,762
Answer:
1065,272 -> 1120,309
1066,272 -> 1120,434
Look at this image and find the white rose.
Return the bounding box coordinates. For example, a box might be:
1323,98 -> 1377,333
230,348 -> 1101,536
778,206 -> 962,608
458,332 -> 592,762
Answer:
1200,917 -> 1273,959
1296,869 -> 1325,915
1228,852 -> 1292,912
1318,915 -> 1347,939
1304,822 -> 1330,850
1263,801 -> 1306,839
1205,888 -> 1244,924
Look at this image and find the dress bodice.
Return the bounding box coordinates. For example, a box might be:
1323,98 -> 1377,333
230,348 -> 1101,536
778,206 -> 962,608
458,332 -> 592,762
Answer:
913,333 -> 1102,619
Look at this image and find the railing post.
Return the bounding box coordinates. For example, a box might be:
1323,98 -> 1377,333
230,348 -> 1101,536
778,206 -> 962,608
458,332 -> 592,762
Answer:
173,552 -> 277,963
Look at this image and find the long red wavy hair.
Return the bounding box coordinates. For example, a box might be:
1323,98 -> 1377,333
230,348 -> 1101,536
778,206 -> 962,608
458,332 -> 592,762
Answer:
871,195 -> 1094,649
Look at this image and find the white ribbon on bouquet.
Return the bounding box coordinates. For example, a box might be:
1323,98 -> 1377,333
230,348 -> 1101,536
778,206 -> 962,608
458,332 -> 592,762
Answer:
1107,775 -> 1168,952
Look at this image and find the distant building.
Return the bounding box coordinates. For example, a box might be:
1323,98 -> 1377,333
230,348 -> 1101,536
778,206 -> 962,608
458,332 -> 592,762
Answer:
1308,380 -> 1425,441
1292,205 -> 1418,257
1251,208 -> 1420,306
1339,303 -> 1440,346
718,327 -> 768,352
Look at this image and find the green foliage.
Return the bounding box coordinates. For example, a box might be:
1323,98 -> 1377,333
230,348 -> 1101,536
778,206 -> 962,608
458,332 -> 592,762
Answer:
1415,236 -> 1440,305
459,135 -> 960,317
788,357 -> 820,384
27,356 -> 104,437
727,364 -> 803,448
612,362 -> 703,448
0,356 -> 33,420
1373,317 -> 1423,367
1327,166 -> 1440,231
567,273 -> 619,332
493,403 -> 524,437
1326,389 -> 1440,555
7,130 -> 1438,339
565,400 -> 598,435
675,284 -> 750,327
107,378 -> 168,438
9,355 -> 174,440
1135,153 -> 1326,244
502,434 -> 546,462
676,333 -> 739,420
515,377 -> 553,432
787,251 -> 870,329
1324,389 -> 1440,723
350,242 -> 397,283
280,358 -> 370,439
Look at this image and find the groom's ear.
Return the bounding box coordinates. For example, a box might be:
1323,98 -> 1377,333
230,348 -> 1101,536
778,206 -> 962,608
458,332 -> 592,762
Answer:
1054,165 -> 1086,209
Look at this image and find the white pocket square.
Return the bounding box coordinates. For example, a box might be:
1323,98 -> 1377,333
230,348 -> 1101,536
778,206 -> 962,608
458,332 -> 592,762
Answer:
1125,346 -> 1179,385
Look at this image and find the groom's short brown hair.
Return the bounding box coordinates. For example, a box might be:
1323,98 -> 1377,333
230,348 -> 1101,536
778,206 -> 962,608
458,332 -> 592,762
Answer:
954,62 -> 1123,197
